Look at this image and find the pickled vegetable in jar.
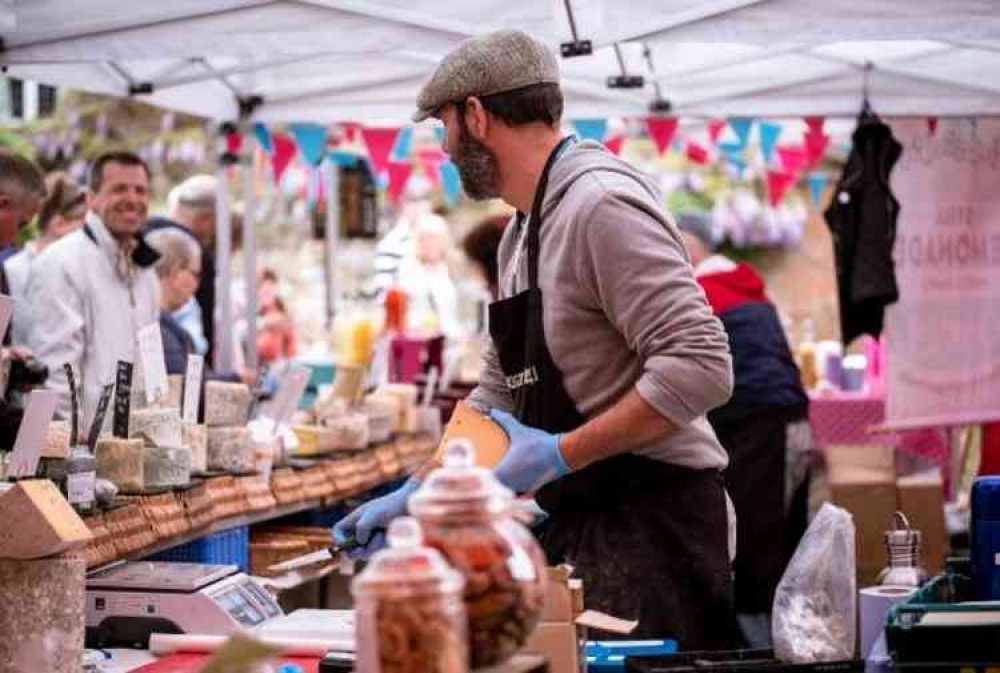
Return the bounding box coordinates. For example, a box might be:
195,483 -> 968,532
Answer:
408,440 -> 548,668
352,517 -> 468,673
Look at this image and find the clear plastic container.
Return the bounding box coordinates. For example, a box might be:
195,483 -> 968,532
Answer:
408,440 -> 548,668
352,517 -> 468,673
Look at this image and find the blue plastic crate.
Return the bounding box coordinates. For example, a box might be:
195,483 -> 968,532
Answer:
587,640 -> 677,672
149,525 -> 250,573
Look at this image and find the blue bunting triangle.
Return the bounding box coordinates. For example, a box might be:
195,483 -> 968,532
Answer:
728,117 -> 753,149
289,122 -> 328,167
253,123 -> 273,153
390,127 -> 413,162
572,118 -> 608,142
808,171 -> 828,208
328,150 -> 359,168
758,121 -> 782,162
433,125 -> 447,145
440,160 -> 462,205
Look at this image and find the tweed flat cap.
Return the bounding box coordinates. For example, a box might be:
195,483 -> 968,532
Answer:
413,29 -> 559,122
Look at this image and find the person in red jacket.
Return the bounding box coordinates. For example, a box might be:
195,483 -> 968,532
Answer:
679,212 -> 810,648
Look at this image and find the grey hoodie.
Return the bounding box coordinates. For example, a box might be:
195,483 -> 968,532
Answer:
469,140 -> 732,470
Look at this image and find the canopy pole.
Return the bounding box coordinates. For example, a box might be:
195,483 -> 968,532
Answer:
241,123 -> 259,373
213,125 -> 235,373
324,160 -> 341,328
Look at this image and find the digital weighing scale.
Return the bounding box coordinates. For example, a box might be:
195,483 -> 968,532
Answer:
85,561 -> 284,648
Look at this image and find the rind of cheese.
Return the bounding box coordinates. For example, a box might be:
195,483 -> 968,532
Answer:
129,406 -> 183,448
41,420 -> 72,459
96,437 -> 146,492
436,401 -> 510,468
0,480 -> 92,559
207,426 -> 254,473
183,423 -> 208,473
204,382 -> 253,427
143,445 -> 192,489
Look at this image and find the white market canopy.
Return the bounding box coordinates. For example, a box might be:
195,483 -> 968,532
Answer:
4,0 -> 1000,123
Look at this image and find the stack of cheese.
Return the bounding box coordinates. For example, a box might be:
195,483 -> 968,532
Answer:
296,397 -> 370,454
204,382 -> 255,474
369,383 -> 419,435
96,405 -> 191,492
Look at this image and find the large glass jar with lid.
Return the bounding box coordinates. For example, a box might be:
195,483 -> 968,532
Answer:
408,440 -> 548,669
352,517 -> 468,673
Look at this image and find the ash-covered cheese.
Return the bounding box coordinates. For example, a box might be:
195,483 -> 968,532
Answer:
129,406 -> 183,448
204,382 -> 252,427
41,420 -> 73,459
96,437 -> 146,492
143,445 -> 192,489
322,412 -> 370,450
207,426 -> 254,473
183,423 -> 208,473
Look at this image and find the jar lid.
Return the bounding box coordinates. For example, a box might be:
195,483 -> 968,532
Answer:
408,439 -> 514,520
351,517 -> 464,597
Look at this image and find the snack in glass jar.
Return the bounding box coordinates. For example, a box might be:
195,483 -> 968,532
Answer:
408,439 -> 548,668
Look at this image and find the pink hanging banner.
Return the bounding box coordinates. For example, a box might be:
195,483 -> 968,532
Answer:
804,131 -> 830,170
604,135 -> 625,156
270,133 -> 297,184
804,116 -> 826,135
361,127 -> 400,175
707,120 -> 725,145
387,161 -> 413,204
766,169 -> 796,206
885,118 -> 1000,428
685,141 -> 709,164
646,117 -> 678,155
776,145 -> 808,176
226,131 -> 242,156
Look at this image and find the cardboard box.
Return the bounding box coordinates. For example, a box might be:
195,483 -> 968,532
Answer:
897,469 -> 947,575
542,565 -> 584,623
522,622 -> 583,673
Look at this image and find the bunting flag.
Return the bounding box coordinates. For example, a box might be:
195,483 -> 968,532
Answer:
804,131 -> 830,170
433,125 -> 447,145
776,145 -> 808,176
343,123 -> 362,145
805,116 -> 825,135
270,133 -> 297,184
361,127 -> 400,176
390,127 -> 414,162
758,121 -> 782,162
225,131 -> 242,156
728,117 -> 753,149
717,141 -> 744,157
440,160 -> 462,205
724,153 -> 747,176
767,169 -> 797,206
927,116 -> 939,135
604,135 -> 625,156
417,147 -> 447,165
808,171 -> 828,209
253,123 -> 273,153
707,120 -> 726,145
646,117 -> 678,155
685,141 -> 709,165
573,118 -> 609,142
289,122 -> 328,166
328,150 -> 360,167
387,162 -> 413,204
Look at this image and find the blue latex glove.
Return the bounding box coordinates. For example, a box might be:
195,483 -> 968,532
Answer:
332,478 -> 420,560
489,409 -> 570,494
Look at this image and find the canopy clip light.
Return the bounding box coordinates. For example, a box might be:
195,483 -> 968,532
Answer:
560,0 -> 593,58
643,44 -> 672,114
607,44 -> 644,89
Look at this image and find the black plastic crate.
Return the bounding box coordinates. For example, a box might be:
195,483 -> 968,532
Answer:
625,649 -> 861,672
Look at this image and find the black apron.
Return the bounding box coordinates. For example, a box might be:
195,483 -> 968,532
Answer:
488,138 -> 737,649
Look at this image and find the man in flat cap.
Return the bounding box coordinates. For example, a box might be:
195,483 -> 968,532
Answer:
337,29 -> 737,648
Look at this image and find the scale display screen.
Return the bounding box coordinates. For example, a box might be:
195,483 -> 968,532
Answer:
243,581 -> 282,617
215,588 -> 265,626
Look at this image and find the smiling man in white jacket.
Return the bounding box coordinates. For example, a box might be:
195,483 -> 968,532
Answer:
22,151 -> 160,430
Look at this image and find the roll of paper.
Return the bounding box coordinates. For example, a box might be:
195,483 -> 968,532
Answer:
860,585 -> 916,659
148,633 -> 351,656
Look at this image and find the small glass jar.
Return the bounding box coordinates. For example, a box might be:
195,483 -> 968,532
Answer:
352,517 -> 468,673
41,445 -> 97,515
408,440 -> 548,669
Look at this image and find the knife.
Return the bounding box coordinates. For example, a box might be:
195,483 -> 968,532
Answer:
266,534 -> 366,573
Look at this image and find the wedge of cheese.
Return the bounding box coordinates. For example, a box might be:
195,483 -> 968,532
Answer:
436,401 -> 510,468
0,480 -> 92,559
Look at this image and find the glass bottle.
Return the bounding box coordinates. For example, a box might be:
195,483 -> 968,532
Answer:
877,511 -> 929,587
408,440 -> 548,669
352,517 -> 468,673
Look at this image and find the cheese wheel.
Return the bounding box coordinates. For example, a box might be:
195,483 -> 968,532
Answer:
204,382 -> 252,427
96,437 -> 146,492
143,445 -> 192,489
129,406 -> 183,448
207,426 -> 254,473
41,420 -> 72,459
436,401 -> 510,468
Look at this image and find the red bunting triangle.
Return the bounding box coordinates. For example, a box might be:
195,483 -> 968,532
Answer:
776,145 -> 808,176
707,120 -> 725,145
604,135 -> 625,156
927,117 -> 939,135
270,133 -> 297,184
387,161 -> 413,204
646,117 -> 678,155
804,131 -> 830,170
343,123 -> 361,145
686,141 -> 709,164
226,131 -> 242,156
767,170 -> 796,207
361,127 -> 400,176
804,116 -> 825,135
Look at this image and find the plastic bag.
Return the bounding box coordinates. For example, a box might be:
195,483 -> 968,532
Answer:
772,502 -> 856,662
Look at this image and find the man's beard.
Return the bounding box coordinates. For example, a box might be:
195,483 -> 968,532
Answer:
453,116 -> 501,201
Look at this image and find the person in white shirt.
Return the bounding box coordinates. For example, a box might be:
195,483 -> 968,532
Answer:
394,212 -> 463,340
23,151 -> 160,426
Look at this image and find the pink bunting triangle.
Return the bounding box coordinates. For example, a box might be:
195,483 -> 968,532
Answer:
387,161 -> 413,204
767,170 -> 797,207
804,131 -> 830,170
646,117 -> 678,155
604,135 -> 625,156
361,127 -> 400,176
927,117 -> 939,135
776,145 -> 808,176
686,141 -> 709,164
707,120 -> 725,145
226,131 -> 242,156
270,133 -> 297,185
343,123 -> 361,145
805,116 -> 825,135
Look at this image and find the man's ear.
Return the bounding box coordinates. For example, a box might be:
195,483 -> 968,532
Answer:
463,97 -> 490,142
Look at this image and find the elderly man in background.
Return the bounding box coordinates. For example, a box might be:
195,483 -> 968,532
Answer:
146,174 -> 218,359
23,151 -> 160,426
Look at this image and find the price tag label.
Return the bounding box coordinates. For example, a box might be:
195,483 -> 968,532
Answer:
87,383 -> 115,451
268,366 -> 311,427
9,389 -> 59,478
137,322 -> 169,405
113,361 -> 133,438
182,354 -> 204,424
